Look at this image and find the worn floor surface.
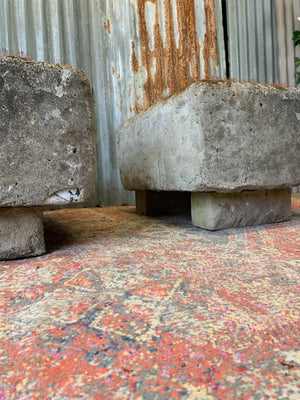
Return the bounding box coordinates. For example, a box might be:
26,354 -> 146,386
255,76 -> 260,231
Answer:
1,195 -> 300,400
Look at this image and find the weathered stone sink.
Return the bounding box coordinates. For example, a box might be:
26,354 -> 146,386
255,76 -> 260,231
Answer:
117,80 -> 300,230
0,57 -> 96,259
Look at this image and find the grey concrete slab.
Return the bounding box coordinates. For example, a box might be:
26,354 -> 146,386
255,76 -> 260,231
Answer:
191,189 -> 291,230
0,56 -> 96,207
118,81 -> 300,193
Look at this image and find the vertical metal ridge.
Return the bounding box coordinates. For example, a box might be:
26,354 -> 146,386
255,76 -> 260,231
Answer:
0,0 -> 8,53
226,0 -> 239,80
271,0 -> 279,82
214,0 -> 226,78
250,0 -> 256,80
226,0 -> 278,84
275,0 -> 300,87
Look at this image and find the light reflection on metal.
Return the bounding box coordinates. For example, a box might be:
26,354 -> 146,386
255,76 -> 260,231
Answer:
226,0 -> 278,83
226,0 -> 300,85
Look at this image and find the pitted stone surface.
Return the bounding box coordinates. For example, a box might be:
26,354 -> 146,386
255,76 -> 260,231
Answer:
117,81 -> 300,192
0,56 -> 96,206
191,189 -> 291,230
0,207 -> 45,260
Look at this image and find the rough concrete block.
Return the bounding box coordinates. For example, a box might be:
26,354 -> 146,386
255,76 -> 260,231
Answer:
191,189 -> 291,230
118,81 -> 300,192
0,56 -> 96,260
0,56 -> 96,207
0,207 -> 45,260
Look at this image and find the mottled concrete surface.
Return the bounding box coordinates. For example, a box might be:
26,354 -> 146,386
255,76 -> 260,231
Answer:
0,207 -> 45,260
191,189 -> 291,230
0,195 -> 299,399
118,80 -> 300,192
0,56 -> 96,207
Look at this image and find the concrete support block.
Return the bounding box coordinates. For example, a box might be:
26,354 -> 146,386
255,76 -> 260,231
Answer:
136,190 -> 190,215
191,189 -> 291,230
0,207 -> 45,260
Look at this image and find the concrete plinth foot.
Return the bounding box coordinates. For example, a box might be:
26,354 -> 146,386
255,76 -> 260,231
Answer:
191,189 -> 291,230
0,207 -> 45,260
135,190 -> 190,215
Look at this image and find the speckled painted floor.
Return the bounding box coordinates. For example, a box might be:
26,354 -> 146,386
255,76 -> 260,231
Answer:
1,195 -> 300,400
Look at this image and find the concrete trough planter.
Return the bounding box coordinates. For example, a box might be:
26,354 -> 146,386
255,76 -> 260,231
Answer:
117,80 -> 300,230
0,57 -> 96,260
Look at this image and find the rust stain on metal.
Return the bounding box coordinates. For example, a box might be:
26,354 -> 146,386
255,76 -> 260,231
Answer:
130,41 -> 139,74
203,0 -> 219,78
174,0 -> 201,87
131,0 -> 218,112
104,18 -> 111,34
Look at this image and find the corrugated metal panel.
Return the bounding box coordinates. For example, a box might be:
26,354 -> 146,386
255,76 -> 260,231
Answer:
226,0 -> 278,83
275,0 -> 300,86
0,0 -> 225,206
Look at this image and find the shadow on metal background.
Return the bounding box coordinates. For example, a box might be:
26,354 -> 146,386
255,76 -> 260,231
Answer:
0,0 -> 225,206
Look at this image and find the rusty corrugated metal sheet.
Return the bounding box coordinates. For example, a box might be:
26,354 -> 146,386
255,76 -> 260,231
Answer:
128,0 -> 223,112
0,0 -> 225,205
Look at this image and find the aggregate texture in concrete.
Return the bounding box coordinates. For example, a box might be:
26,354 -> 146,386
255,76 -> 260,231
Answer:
0,206 -> 45,260
0,56 -> 96,260
191,188 -> 291,230
0,56 -> 96,207
118,80 -> 300,192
